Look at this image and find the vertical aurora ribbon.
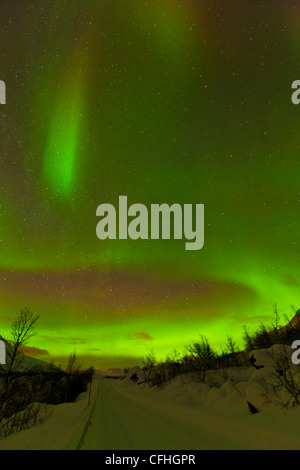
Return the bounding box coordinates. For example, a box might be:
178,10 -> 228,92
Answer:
42,77 -> 83,199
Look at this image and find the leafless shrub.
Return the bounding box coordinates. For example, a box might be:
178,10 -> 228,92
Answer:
185,335 -> 216,383
0,309 -> 40,420
258,346 -> 300,408
0,311 -> 92,439
0,403 -> 53,439
142,352 -> 156,372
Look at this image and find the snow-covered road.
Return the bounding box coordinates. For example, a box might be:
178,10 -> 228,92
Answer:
78,378 -> 300,450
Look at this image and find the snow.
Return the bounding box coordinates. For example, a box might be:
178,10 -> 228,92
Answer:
78,376 -> 300,450
97,368 -> 126,378
0,377 -> 100,450
123,366 -> 147,384
249,344 -> 293,369
1,344 -> 300,449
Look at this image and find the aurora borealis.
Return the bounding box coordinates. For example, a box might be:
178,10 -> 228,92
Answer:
0,1 -> 299,369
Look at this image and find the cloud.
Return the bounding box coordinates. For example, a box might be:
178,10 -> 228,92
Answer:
68,337 -> 88,344
22,346 -> 49,357
40,335 -> 87,345
127,331 -> 153,341
0,314 -> 15,323
0,268 -> 258,317
283,274 -> 299,287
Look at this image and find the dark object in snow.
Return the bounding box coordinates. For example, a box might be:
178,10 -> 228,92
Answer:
249,354 -> 264,370
247,401 -> 259,414
130,373 -> 138,383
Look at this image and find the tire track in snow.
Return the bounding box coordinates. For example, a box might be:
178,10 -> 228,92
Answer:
78,379 -> 300,450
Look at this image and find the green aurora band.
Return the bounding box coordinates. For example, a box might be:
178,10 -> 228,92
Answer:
0,0 -> 299,369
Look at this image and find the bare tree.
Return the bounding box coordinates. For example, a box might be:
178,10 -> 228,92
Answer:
186,335 -> 216,383
66,350 -> 82,375
242,325 -> 253,349
165,349 -> 181,364
0,308 -> 40,418
258,346 -> 300,408
142,351 -> 156,371
226,335 -> 237,354
272,303 -> 281,331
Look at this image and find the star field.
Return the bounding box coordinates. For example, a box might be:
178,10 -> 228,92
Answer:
0,1 -> 299,368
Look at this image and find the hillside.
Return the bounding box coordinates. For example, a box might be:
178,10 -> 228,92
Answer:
0,335 -> 54,371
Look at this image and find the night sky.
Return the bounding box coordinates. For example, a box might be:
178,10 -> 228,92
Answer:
0,1 -> 299,369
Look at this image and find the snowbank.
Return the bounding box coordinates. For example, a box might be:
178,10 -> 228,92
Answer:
1,342 -> 299,450
124,366 -> 147,384
0,376 -> 100,450
249,344 -> 293,369
97,368 -> 125,378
